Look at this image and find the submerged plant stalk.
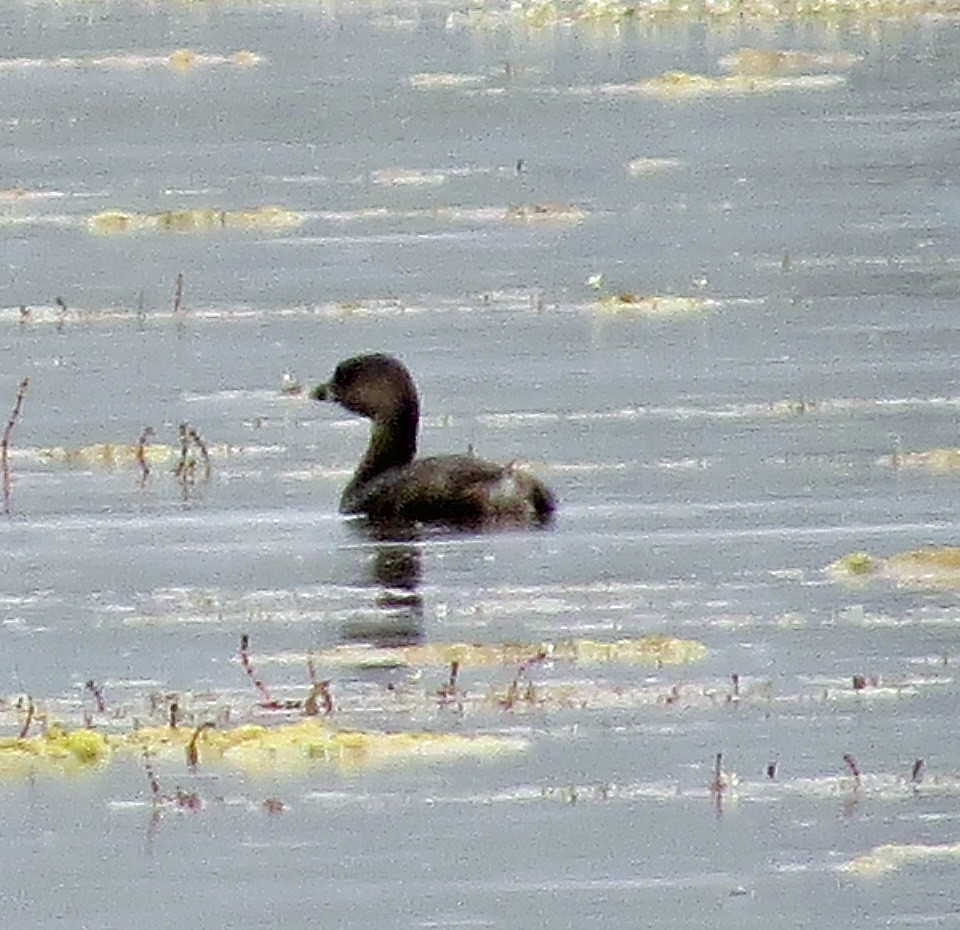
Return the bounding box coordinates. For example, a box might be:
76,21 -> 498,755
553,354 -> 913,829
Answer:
136,426 -> 155,486
240,633 -> 275,705
173,272 -> 184,314
1,377 -> 29,515
85,679 -> 107,713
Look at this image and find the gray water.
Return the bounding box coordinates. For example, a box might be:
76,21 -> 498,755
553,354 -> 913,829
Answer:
2,4 -> 960,928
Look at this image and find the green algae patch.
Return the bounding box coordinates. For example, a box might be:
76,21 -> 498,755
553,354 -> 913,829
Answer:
505,203 -> 587,223
308,636 -> 707,670
30,442 -> 244,469
370,168 -> 447,187
599,70 -> 845,99
595,294 -> 712,316
214,721 -> 527,773
718,48 -> 862,75
840,841 -> 960,878
453,0 -> 960,28
130,720 -> 527,773
0,719 -> 526,777
828,548 -> 960,588
35,442 -> 179,468
87,206 -> 303,235
0,50 -> 261,74
410,71 -> 487,88
889,447 -> 960,473
828,551 -> 880,579
0,725 -> 111,776
626,157 -> 681,176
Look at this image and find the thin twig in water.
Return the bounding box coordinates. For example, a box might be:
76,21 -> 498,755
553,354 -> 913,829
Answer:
304,658 -> 334,716
438,660 -> 461,704
711,752 -> 726,793
175,422 -> 191,483
85,679 -> 107,713
174,787 -> 202,810
316,680 -> 334,716
304,679 -> 334,716
500,650 -> 547,709
710,752 -> 727,816
18,695 -> 35,739
240,634 -> 274,705
174,422 -> 212,487
911,758 -> 925,789
136,426 -> 155,486
188,425 -> 211,479
843,753 -> 862,789
144,752 -> 163,805
728,673 -> 740,702
2,377 -> 29,516
304,658 -> 319,715
173,273 -> 184,314
186,722 -> 216,769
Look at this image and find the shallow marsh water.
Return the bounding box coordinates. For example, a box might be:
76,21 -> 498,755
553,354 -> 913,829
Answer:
2,3 -> 960,928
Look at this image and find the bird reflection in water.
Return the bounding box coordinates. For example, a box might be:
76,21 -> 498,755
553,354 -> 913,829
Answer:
339,521 -> 425,647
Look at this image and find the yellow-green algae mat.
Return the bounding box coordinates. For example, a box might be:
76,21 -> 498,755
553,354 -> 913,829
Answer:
455,0 -> 960,27
295,635 -> 707,670
0,720 -> 526,777
0,636 -> 706,776
828,548 -> 960,589
28,441 -> 239,468
88,206 -> 303,235
840,841 -> 960,878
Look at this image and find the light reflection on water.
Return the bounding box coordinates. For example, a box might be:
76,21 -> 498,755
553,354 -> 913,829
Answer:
1,3 -> 960,928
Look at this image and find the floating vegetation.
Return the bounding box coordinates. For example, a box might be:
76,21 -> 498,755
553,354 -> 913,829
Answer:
887,446 -> 960,473
595,294 -> 713,316
280,371 -> 303,395
828,548 -> 960,589
450,0 -> 957,29
766,397 -> 817,416
320,204 -> 587,225
27,442 -> 233,469
87,206 -> 303,235
410,71 -> 487,88
840,842 -> 960,878
0,724 -> 112,776
595,71 -> 846,100
0,188 -> 64,203
505,203 -> 587,223
0,719 -> 526,777
0,50 -> 260,73
333,296 -> 409,317
370,168 -> 447,187
626,156 -> 681,176
284,636 -> 708,671
718,47 -> 862,75
449,754 -> 960,809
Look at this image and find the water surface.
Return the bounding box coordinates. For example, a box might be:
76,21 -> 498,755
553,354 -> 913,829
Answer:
2,5 -> 960,928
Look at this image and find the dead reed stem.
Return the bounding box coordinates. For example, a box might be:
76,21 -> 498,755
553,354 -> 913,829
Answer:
174,422 -> 212,486
136,426 -> 155,486
173,273 -> 184,314
1,377 -> 29,515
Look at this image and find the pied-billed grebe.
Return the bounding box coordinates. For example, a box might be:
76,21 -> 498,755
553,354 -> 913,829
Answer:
313,354 -> 556,527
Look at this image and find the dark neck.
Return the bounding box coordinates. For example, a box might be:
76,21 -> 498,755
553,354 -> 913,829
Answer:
350,399 -> 418,490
